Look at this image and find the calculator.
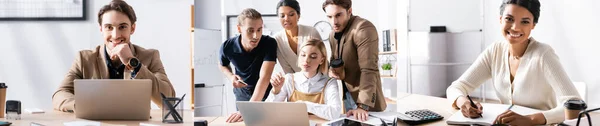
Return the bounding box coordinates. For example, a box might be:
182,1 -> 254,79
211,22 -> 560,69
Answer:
397,109 -> 444,125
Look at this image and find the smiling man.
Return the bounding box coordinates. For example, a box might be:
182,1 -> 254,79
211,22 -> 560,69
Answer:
52,0 -> 175,112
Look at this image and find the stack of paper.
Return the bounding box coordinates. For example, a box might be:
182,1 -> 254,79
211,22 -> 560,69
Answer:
63,121 -> 101,126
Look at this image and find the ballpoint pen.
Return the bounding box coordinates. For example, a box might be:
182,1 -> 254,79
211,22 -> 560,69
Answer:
494,104 -> 514,125
466,95 -> 483,118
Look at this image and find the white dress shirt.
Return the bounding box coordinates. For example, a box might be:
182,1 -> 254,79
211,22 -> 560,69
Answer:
446,38 -> 581,124
266,72 -> 342,120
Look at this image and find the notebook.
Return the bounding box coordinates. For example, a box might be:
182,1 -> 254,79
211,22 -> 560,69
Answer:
446,103 -> 541,125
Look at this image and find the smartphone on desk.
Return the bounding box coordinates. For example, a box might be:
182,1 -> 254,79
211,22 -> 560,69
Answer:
325,118 -> 376,126
0,121 -> 11,126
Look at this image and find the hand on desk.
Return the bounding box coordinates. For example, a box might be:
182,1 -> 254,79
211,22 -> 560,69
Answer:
493,110 -> 535,126
346,108 -> 368,122
457,96 -> 483,118
225,111 -> 244,123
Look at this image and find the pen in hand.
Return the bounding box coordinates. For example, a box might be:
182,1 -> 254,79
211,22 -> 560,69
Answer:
494,104 -> 514,125
237,80 -> 248,85
466,95 -> 483,118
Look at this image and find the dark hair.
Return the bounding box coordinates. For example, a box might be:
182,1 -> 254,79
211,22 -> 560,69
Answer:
276,0 -> 301,16
500,0 -> 540,24
322,0 -> 352,12
98,0 -> 137,25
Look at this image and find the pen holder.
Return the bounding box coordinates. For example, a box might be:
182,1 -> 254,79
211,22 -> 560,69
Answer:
162,95 -> 184,123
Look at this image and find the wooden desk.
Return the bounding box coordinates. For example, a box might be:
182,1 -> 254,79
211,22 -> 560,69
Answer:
207,115 -> 329,126
197,93 -> 600,126
0,110 -> 194,126
395,93 -> 600,126
200,93 -> 430,126
394,93 -> 456,125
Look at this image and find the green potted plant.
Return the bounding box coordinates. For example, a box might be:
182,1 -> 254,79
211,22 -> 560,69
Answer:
381,63 -> 393,76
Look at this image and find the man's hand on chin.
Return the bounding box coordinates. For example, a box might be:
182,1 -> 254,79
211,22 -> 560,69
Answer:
109,43 -> 134,64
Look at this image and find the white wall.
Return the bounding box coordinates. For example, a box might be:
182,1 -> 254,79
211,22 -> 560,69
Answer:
399,0 -> 485,98
0,0 -> 193,109
408,0 -> 482,32
195,0 -> 221,30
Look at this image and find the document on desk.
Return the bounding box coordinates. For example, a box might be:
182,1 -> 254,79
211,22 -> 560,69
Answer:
446,103 -> 541,125
63,120 -> 101,126
25,108 -> 45,114
369,112 -> 401,122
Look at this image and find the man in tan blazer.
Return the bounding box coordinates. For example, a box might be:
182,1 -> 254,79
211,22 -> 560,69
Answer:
52,0 -> 175,112
323,0 -> 387,121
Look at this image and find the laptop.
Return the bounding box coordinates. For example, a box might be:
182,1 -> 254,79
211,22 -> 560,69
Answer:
237,101 -> 310,126
74,79 -> 152,120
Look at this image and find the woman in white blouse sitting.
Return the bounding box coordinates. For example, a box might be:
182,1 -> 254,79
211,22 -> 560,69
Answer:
273,0 -> 321,74
267,38 -> 341,120
446,0 -> 581,125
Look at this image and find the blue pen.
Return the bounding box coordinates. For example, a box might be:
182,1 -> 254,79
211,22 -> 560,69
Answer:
507,104 -> 514,111
495,104 -> 514,125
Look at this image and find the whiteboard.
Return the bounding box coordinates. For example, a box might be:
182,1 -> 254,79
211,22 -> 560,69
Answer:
194,29 -> 223,86
193,28 -> 226,116
409,0 -> 482,32
0,0 -> 86,20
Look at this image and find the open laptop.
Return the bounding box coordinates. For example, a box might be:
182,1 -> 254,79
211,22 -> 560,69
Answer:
74,79 -> 152,120
237,101 -> 310,126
